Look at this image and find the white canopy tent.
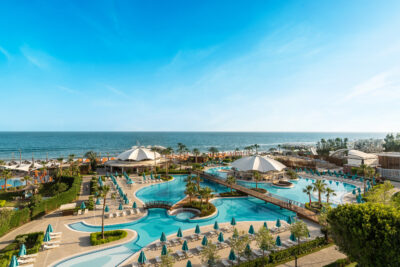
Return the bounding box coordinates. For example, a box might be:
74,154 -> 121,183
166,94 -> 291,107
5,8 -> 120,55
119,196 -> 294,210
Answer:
231,155 -> 286,172
117,146 -> 161,161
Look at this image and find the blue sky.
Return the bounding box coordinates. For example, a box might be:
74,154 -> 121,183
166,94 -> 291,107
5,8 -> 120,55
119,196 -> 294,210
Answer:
1,0 -> 400,131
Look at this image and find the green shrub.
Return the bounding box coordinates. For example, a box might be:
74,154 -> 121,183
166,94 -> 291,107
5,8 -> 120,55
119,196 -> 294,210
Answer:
236,237 -> 328,267
0,200 -> 5,207
0,208 -> 31,237
219,191 -> 247,197
251,188 -> 267,193
90,230 -> 127,246
323,258 -> 352,267
182,201 -> 216,217
88,196 -> 95,210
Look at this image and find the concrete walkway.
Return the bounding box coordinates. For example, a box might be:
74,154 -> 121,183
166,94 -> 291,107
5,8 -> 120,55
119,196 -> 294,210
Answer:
277,245 -> 346,267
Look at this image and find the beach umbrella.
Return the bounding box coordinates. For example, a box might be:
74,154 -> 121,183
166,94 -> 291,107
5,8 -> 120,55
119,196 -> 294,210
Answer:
80,202 -> 86,210
124,198 -> 129,205
138,251 -> 147,264
177,228 -> 183,238
132,202 -> 137,209
118,203 -> 123,210
352,189 -> 356,195
201,235 -> 208,246
9,255 -> 18,267
245,243 -> 251,256
43,231 -> 51,242
287,216 -> 293,224
96,198 -> 101,205
94,192 -> 98,197
308,231 -> 311,238
18,243 -> 26,257
248,225 -> 255,235
115,171 -> 118,177
195,224 -> 201,234
213,221 -> 219,230
186,260 -> 192,267
218,232 -> 224,242
161,244 -> 168,256
230,217 -> 236,226
160,232 -> 167,242
275,236 -> 282,246
276,219 -> 281,228
142,173 -> 146,180
290,233 -> 297,242
228,249 -> 236,261
182,240 -> 189,251
263,222 -> 268,229
105,205 -> 109,212
46,224 -> 53,233
150,173 -> 154,180
357,187 -> 361,193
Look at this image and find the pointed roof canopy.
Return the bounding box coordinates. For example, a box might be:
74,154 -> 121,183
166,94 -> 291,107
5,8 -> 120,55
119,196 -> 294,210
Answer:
231,155 -> 286,172
117,146 -> 161,161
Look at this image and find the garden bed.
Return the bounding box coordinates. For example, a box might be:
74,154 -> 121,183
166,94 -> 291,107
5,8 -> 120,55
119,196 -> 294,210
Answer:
272,180 -> 294,188
219,191 -> 247,197
251,188 -> 267,193
181,201 -> 216,217
90,230 -> 127,246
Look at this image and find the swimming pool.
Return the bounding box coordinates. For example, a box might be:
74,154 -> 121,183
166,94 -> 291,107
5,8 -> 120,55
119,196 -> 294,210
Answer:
55,176 -> 295,267
0,178 -> 25,188
206,167 -> 356,205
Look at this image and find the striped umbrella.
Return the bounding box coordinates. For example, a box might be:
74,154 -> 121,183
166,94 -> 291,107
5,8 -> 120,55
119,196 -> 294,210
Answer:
201,235 -> 208,246
182,240 -> 189,251
228,249 -> 236,261
80,202 -> 86,210
96,198 -> 101,205
138,251 -> 147,264
287,216 -> 293,224
9,255 -> 18,267
132,202 -> 137,209
118,203 -> 123,210
263,222 -> 268,229
290,233 -> 297,242
43,231 -> 51,242
161,244 -> 168,256
177,228 -> 183,238
186,260 -> 192,267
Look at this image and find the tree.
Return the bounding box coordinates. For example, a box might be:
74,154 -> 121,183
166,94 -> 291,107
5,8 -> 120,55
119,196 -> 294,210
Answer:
99,185 -> 110,239
56,157 -> 64,178
325,188 -> 336,204
177,143 -> 187,169
286,169 -> 298,180
22,175 -> 32,186
328,203 -> 400,267
365,181 -> 395,205
302,185 -> 313,205
161,147 -> 173,178
85,151 -> 98,171
226,176 -> 236,193
253,144 -> 260,154
1,169 -> 12,191
290,221 -> 309,267
208,147 -> 219,158
161,249 -> 175,267
312,180 -> 327,205
185,183 -> 196,204
230,230 -> 249,264
192,148 -> 200,163
200,243 -> 220,267
255,226 -> 275,257
195,174 -> 202,191
253,171 -> 261,189
202,187 -> 213,208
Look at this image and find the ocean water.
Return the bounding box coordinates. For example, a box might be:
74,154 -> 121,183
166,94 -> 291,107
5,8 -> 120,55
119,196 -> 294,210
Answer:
0,132 -> 385,160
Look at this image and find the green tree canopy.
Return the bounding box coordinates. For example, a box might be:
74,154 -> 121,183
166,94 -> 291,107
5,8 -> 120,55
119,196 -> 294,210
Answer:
328,203 -> 400,267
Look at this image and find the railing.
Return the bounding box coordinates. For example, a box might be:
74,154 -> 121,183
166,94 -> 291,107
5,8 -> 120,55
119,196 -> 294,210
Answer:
143,201 -> 173,210
265,192 -> 305,208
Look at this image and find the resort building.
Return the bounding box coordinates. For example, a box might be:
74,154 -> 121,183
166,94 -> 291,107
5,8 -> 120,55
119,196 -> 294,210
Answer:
377,152 -> 400,182
342,150 -> 379,173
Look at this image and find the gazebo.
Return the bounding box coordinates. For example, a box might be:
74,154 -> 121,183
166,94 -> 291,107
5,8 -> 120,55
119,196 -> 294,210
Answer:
231,155 -> 286,181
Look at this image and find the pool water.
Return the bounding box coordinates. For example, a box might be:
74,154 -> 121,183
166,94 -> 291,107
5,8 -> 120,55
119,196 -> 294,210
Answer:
206,167 -> 356,205
55,171 -> 353,267
0,178 -> 25,188
175,211 -> 196,220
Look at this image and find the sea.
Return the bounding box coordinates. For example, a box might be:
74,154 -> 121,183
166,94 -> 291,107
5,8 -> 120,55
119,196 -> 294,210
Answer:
0,132 -> 387,160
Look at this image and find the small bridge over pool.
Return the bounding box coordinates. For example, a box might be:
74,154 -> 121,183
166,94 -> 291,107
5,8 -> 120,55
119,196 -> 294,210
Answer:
192,170 -> 320,224
143,201 -> 173,210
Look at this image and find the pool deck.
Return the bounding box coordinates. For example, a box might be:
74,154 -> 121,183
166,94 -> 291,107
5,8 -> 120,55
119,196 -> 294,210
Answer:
0,172 -> 349,267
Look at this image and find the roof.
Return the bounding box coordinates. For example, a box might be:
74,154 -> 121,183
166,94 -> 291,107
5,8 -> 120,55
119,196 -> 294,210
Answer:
231,155 -> 286,172
376,152 -> 400,158
347,150 -> 377,160
117,146 -> 161,161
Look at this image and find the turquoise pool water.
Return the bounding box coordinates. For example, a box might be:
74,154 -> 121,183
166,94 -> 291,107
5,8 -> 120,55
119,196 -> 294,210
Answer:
0,178 -> 25,188
55,176 -> 295,267
206,167 -> 356,205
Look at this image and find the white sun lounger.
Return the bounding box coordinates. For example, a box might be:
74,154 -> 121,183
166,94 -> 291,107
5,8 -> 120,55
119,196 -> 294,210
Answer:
19,253 -> 38,259
221,259 -> 231,267
17,257 -> 36,264
155,256 -> 162,264
84,209 -> 89,214
50,232 -> 62,236
43,244 -> 59,250
121,211 -> 126,216
176,250 -> 185,260
252,249 -> 263,257
77,209 -> 82,215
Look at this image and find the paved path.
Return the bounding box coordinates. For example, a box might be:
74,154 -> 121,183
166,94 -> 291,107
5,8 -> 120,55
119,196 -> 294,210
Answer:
277,245 -> 346,267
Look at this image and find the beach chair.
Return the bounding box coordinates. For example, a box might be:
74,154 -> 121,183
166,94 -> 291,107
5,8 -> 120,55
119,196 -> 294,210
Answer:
17,257 -> 35,264
43,243 -> 59,250
219,242 -> 228,248
19,254 -> 38,259
121,211 -> 127,217
77,209 -> 82,215
195,246 -> 203,254
176,250 -> 185,260
184,250 -> 193,258
252,249 -> 263,258
155,256 -> 162,265
84,209 -> 89,214
50,232 -> 62,236
221,259 -> 231,267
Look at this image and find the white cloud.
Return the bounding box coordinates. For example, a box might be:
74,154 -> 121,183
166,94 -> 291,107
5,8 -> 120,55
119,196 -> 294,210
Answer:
57,86 -> 80,94
20,46 -> 51,69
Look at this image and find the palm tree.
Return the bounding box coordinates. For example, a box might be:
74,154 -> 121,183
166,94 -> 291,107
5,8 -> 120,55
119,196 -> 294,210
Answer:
202,187 -> 213,208
68,154 -> 75,176
312,180 -> 327,205
192,148 -> 200,163
99,185 -> 110,239
195,174 -> 202,191
57,157 -> 64,178
161,147 -> 173,178
1,169 -> 12,191
85,151 -> 98,171
253,144 -> 260,154
208,147 -> 219,158
22,175 -> 32,186
303,185 -> 313,205
253,171 -> 262,189
325,187 -> 336,204
185,183 -> 196,204
226,176 -> 236,193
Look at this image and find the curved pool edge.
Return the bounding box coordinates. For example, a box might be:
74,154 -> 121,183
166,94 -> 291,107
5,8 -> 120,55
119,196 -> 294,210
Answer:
50,228 -> 139,267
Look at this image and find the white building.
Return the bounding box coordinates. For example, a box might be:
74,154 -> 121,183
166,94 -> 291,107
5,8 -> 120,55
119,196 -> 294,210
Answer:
346,150 -> 379,167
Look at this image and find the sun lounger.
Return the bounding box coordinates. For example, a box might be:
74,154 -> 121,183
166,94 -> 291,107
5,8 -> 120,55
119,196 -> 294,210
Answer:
184,250 -> 193,258
220,226 -> 230,232
17,257 -> 35,264
221,259 -> 231,267
252,249 -> 263,257
43,244 -> 59,250
50,232 -> 62,236
77,209 -> 82,215
19,254 -> 38,259
155,256 -> 162,264
219,242 -> 228,248
196,246 -> 203,254
176,250 -> 185,260
84,209 -> 89,214
121,211 -> 126,216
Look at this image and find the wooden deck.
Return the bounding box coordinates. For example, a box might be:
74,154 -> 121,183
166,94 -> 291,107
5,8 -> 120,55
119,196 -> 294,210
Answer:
192,171 -> 320,224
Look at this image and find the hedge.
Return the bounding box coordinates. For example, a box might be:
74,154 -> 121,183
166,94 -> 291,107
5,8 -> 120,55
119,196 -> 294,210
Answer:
0,231 -> 43,267
236,237 -> 328,267
219,191 -> 247,197
0,208 -> 31,238
31,176 -> 82,218
90,230 -> 127,246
